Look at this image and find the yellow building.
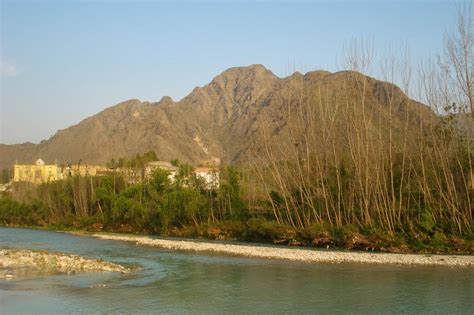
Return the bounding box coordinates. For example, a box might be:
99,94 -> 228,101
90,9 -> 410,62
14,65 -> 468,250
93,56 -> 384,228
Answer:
63,164 -> 108,177
13,159 -> 61,184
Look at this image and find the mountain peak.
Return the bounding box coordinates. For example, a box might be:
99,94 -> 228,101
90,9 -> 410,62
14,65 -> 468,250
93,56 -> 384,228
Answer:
159,96 -> 174,104
245,64 -> 270,72
214,64 -> 276,81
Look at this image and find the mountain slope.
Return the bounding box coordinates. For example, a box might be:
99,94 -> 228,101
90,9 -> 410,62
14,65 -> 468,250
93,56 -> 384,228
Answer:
0,64 -> 435,169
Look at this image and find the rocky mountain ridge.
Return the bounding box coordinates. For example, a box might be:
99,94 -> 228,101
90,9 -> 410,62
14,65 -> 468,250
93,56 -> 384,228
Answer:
0,64 -> 434,169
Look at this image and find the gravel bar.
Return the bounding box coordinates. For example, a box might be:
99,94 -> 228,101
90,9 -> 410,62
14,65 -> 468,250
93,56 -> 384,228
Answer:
92,234 -> 473,267
0,248 -> 131,276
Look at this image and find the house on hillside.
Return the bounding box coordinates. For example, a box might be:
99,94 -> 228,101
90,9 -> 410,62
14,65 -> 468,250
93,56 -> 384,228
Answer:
13,159 -> 62,184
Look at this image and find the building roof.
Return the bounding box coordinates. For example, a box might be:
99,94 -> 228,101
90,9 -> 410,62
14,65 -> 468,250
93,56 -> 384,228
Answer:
146,161 -> 177,171
194,167 -> 218,173
147,161 -> 172,167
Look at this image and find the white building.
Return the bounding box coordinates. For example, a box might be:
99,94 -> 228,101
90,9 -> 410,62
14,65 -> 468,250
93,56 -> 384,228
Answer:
145,161 -> 220,189
194,167 -> 220,189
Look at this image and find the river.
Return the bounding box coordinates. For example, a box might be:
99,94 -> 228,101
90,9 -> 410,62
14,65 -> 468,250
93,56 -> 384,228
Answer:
0,227 -> 473,314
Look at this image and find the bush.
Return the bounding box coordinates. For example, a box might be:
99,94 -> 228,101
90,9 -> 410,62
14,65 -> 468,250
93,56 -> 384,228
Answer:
298,223 -> 330,240
431,231 -> 448,249
331,224 -> 359,240
0,197 -> 48,226
243,218 -> 296,243
418,208 -> 436,234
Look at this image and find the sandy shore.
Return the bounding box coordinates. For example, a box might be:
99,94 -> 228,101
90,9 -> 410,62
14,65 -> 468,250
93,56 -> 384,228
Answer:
92,233 -> 474,267
0,248 -> 131,278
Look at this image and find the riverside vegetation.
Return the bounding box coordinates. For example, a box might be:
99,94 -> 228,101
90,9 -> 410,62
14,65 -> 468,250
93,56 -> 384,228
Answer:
0,151 -> 472,255
1,9 -> 473,256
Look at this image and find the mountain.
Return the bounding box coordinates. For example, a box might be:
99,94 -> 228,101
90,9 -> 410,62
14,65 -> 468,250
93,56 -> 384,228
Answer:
0,64 -> 435,169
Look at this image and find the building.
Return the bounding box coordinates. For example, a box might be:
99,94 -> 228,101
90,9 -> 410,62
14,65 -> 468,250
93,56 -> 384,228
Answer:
144,161 -> 220,189
63,164 -> 109,177
115,167 -> 143,184
13,159 -> 62,184
145,161 -> 178,182
194,167 -> 220,189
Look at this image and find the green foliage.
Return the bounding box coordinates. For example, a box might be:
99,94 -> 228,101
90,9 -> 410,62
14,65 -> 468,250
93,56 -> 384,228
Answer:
164,188 -> 207,227
149,168 -> 171,194
107,151 -> 158,168
269,190 -> 284,207
1,168 -> 11,184
170,159 -> 179,167
418,209 -> 436,234
218,166 -> 248,221
331,224 -> 359,240
1,162 -> 249,237
431,231 -> 448,249
1,152 -> 472,254
299,222 -> 330,239
94,178 -> 115,213
0,197 -> 48,226
111,195 -> 146,227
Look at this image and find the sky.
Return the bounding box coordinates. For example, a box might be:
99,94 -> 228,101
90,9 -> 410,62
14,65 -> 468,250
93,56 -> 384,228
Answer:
0,0 -> 463,144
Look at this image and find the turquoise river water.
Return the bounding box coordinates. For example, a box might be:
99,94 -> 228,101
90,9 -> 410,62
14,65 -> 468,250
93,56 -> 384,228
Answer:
0,227 -> 473,314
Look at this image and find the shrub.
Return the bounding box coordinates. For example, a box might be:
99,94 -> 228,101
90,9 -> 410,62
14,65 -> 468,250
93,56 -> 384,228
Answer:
431,231 -> 448,249
243,218 -> 296,242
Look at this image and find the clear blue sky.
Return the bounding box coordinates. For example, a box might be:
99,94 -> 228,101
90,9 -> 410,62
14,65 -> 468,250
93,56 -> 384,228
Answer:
0,0 -> 462,144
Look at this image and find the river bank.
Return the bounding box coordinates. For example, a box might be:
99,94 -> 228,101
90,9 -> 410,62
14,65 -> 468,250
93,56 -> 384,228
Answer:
89,232 -> 474,267
3,220 -> 473,256
0,248 -> 131,279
